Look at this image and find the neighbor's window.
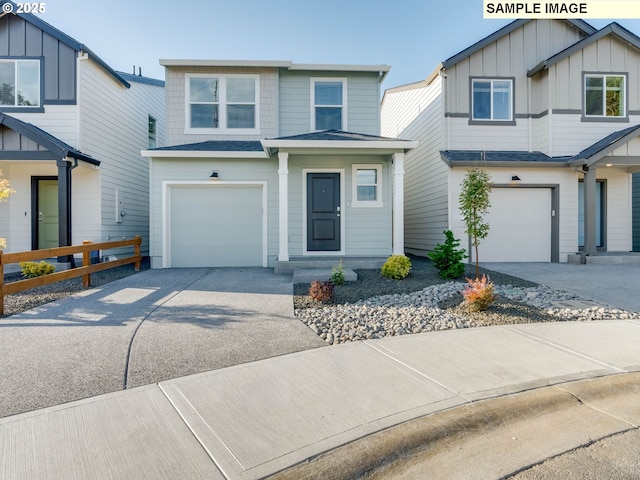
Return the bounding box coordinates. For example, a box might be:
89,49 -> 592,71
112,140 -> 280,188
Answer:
0,59 -> 40,108
471,78 -> 512,121
148,115 -> 157,148
187,74 -> 258,131
312,78 -> 346,130
352,164 -> 382,207
584,74 -> 626,118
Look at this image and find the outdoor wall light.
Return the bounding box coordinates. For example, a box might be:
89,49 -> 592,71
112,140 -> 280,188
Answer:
511,175 -> 521,182
210,170 -> 220,180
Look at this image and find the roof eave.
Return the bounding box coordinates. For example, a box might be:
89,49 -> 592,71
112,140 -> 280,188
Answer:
141,150 -> 269,158
261,139 -> 418,152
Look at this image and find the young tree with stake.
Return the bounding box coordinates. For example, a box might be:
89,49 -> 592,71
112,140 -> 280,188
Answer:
459,168 -> 492,279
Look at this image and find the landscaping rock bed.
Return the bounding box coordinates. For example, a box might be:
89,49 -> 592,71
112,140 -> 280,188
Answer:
294,257 -> 640,345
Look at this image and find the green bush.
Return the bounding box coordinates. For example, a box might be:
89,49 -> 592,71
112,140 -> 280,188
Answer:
309,280 -> 334,302
19,260 -> 55,278
381,255 -> 411,280
428,230 -> 468,280
331,259 -> 345,286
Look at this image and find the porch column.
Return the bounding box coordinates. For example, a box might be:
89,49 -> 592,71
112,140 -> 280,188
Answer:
56,158 -> 73,262
392,152 -> 405,255
278,151 -> 289,261
583,165 -> 598,257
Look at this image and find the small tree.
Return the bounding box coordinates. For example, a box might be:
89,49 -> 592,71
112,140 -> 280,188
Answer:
459,168 -> 492,278
0,170 -> 14,249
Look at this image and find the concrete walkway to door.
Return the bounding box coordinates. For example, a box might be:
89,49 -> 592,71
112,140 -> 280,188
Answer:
0,268 -> 325,418
481,262 -> 640,312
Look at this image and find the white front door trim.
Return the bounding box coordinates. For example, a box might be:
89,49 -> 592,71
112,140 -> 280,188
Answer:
162,180 -> 268,268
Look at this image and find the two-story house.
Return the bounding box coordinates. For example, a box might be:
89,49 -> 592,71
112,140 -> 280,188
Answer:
382,19 -> 640,263
143,60 -> 416,270
0,2 -> 165,259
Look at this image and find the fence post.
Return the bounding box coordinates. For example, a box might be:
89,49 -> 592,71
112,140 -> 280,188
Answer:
82,241 -> 91,288
0,250 -> 4,316
134,235 -> 141,271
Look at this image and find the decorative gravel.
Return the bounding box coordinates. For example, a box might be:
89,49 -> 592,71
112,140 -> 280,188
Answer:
294,257 -> 640,345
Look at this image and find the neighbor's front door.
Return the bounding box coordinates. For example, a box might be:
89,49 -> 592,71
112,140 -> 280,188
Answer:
37,179 -> 58,249
307,172 -> 340,251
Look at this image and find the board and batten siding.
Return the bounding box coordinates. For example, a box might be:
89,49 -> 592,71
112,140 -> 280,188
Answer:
78,57 -> 165,255
381,77 -> 447,255
287,155 -> 392,257
279,70 -> 381,137
149,158 -> 278,269
164,66 -> 278,145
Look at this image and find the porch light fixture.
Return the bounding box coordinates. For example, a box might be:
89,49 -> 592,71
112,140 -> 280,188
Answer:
605,163 -> 613,167
210,170 -> 220,180
511,175 -> 521,182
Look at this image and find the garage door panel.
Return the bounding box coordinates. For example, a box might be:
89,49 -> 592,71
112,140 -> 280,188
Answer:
170,186 -> 263,268
473,188 -> 551,263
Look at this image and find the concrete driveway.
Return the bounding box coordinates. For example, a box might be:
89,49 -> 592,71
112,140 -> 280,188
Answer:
482,262 -> 640,312
0,268 -> 325,418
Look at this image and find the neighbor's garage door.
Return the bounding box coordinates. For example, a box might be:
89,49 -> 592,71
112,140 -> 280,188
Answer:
170,185 -> 263,267
474,188 -> 551,262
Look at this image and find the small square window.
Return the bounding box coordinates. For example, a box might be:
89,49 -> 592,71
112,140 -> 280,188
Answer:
352,165 -> 382,207
584,74 -> 626,118
0,59 -> 41,108
471,78 -> 513,122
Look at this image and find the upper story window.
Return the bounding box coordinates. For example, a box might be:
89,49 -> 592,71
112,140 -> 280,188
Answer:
186,74 -> 259,133
0,59 -> 40,108
584,73 -> 626,119
148,115 -> 157,148
352,164 -> 382,208
312,78 -> 347,131
470,78 -> 513,123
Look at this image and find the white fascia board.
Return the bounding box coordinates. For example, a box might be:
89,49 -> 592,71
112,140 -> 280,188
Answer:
159,59 -> 292,68
261,140 -> 418,151
289,63 -> 391,73
141,150 -> 269,158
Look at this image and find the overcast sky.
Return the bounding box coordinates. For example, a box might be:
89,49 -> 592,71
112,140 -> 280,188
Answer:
36,0 -> 640,90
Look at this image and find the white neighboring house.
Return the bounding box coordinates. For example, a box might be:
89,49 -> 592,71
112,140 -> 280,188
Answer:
0,2 -> 165,258
143,60 -> 416,270
382,19 -> 640,263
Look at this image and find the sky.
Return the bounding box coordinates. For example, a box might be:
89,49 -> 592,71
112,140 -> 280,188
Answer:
35,0 -> 640,91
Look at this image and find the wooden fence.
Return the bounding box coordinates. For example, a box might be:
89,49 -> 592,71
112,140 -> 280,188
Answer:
0,236 -> 141,316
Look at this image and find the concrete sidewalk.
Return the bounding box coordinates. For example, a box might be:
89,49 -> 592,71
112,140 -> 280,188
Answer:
2,319 -> 639,479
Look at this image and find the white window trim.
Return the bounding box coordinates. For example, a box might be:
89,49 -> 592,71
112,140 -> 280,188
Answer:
352,164 -> 382,208
0,58 -> 41,108
583,73 -> 627,119
185,73 -> 260,135
310,77 -> 347,131
470,78 -> 513,122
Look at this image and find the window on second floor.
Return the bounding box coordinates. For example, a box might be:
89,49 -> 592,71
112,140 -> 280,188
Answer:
471,78 -> 513,123
312,78 -> 346,131
0,59 -> 40,108
584,73 -> 626,119
186,74 -> 259,133
148,115 -> 157,149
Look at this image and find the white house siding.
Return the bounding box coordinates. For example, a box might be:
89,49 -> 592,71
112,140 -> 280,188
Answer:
447,117 -> 530,150
279,71 -> 381,137
10,104 -> 79,147
381,78 -> 447,255
287,155 -> 392,257
448,166 -> 580,262
149,157 -> 278,269
78,58 -> 165,255
164,66 -> 278,145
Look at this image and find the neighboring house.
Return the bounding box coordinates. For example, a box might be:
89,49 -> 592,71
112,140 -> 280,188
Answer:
0,2 -> 165,259
382,19 -> 640,263
143,60 -> 416,270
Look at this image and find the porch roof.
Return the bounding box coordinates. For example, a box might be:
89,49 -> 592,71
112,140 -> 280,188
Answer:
440,150 -> 572,167
262,130 -> 417,154
0,113 -> 99,165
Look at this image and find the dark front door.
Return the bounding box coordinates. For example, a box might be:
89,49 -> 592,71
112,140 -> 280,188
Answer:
307,172 -> 340,251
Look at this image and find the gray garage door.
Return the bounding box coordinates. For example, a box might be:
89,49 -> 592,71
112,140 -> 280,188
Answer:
170,185 -> 263,267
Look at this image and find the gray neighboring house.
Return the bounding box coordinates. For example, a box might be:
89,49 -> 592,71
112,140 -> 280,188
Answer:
382,19 -> 640,263
143,60 -> 416,270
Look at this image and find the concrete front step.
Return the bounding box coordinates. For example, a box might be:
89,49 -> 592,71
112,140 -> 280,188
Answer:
293,268 -> 357,284
275,256 -> 386,275
568,252 -> 640,264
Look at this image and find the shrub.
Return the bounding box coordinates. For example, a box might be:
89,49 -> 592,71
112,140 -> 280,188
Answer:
381,255 -> 411,280
309,280 -> 334,302
428,230 -> 468,280
19,260 -> 55,278
462,275 -> 496,312
331,259 -> 345,286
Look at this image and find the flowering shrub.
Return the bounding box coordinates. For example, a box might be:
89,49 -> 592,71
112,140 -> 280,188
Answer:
462,275 -> 496,312
381,255 -> 411,280
309,280 -> 334,303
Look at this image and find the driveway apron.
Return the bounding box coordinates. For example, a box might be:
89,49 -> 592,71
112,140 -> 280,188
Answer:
0,268 -> 324,418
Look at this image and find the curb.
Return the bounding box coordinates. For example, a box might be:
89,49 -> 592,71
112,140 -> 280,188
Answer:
267,372 -> 640,480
